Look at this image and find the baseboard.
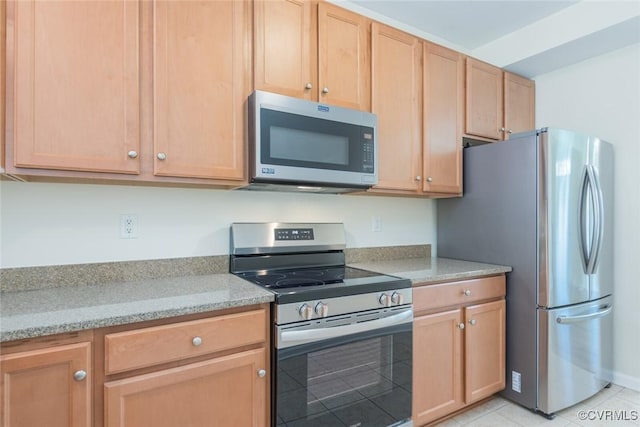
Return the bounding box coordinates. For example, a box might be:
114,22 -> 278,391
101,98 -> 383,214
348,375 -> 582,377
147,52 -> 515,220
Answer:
612,371 -> 640,392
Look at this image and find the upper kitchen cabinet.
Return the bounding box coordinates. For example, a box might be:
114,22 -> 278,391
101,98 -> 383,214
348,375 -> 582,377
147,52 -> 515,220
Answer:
4,1 -> 249,185
371,35 -> 462,197
254,0 -> 315,100
504,72 -> 535,140
254,0 -> 370,111
465,58 -> 503,140
371,23 -> 422,192
465,57 -> 535,141
153,0 -> 249,181
422,43 -> 463,196
6,0 -> 141,174
317,2 -> 370,110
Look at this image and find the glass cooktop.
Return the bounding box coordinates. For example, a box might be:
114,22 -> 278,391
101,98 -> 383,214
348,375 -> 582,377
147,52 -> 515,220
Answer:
235,265 -> 410,303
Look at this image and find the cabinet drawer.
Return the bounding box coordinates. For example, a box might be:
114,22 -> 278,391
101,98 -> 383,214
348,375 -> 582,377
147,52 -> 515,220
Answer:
105,308 -> 267,375
414,275 -> 505,312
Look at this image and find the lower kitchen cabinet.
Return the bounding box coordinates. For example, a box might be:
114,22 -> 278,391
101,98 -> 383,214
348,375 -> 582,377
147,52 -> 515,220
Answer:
104,348 -> 267,427
100,305 -> 270,427
0,338 -> 92,427
464,299 -> 506,403
0,305 -> 269,427
413,309 -> 465,422
412,275 -> 506,426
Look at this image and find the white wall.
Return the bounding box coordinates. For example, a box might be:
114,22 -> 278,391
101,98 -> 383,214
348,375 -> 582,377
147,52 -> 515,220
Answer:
535,43 -> 640,391
0,181 -> 436,268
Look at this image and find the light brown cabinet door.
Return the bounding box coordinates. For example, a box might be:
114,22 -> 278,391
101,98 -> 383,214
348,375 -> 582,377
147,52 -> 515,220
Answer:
371,23 -> 422,192
465,58 -> 503,140
318,2 -> 370,110
104,348 -> 267,427
0,342 -> 92,427
153,0 -> 248,180
11,0 -> 140,174
413,309 -> 464,426
423,43 -> 463,195
464,299 -> 506,403
254,0 -> 315,100
504,72 -> 535,139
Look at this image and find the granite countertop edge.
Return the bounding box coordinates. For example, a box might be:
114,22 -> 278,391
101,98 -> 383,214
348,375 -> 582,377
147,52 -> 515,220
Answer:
1,274 -> 275,343
1,257 -> 511,342
350,257 -> 512,285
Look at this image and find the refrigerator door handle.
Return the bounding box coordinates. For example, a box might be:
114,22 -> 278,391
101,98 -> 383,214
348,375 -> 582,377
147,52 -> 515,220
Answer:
587,165 -> 604,274
556,304 -> 612,324
578,167 -> 591,273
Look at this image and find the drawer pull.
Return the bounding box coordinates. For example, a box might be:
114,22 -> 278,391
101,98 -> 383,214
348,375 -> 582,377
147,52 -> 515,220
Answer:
73,370 -> 87,381
463,289 -> 472,296
257,369 -> 267,378
192,336 -> 203,347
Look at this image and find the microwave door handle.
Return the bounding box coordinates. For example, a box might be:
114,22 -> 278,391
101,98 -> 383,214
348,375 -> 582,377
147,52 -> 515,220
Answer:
279,308 -> 413,347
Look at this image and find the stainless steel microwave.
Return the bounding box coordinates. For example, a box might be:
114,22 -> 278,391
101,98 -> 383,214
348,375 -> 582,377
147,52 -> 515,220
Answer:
244,90 -> 378,193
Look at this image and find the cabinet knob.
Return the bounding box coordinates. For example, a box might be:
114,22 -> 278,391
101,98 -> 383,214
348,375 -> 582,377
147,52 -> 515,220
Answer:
305,82 -> 312,90
157,152 -> 167,161
499,127 -> 506,133
415,176 -> 422,181
127,150 -> 138,159
426,176 -> 433,183
192,336 -> 203,347
322,87 -> 329,94
469,319 -> 477,326
507,129 -> 513,134
463,289 -> 472,296
73,370 -> 87,381
458,323 -> 465,330
257,369 -> 267,378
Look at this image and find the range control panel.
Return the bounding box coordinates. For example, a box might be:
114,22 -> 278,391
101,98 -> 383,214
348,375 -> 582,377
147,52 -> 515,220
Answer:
274,228 -> 314,241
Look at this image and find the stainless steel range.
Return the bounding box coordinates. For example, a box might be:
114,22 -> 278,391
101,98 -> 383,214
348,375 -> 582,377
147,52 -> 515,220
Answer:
230,222 -> 413,427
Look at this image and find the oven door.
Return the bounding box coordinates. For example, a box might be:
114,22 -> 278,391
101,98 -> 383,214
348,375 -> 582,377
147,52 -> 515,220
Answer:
274,307 -> 413,427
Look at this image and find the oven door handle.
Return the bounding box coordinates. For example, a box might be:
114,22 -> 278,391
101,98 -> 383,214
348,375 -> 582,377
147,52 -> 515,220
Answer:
279,308 -> 413,347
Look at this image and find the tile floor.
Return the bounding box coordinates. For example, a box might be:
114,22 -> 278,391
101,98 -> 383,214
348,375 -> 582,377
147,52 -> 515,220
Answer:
437,385 -> 640,426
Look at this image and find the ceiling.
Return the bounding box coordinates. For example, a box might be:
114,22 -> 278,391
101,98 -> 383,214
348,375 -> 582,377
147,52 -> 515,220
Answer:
341,0 -> 640,78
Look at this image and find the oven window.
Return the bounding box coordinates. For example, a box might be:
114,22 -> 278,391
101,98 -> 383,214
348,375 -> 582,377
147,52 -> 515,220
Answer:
276,328 -> 412,427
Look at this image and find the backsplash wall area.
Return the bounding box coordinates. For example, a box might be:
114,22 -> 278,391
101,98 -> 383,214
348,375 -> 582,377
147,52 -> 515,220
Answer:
0,181 -> 436,268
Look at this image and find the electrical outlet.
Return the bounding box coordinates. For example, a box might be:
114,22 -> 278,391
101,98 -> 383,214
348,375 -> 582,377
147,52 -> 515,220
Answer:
120,214 -> 138,239
371,216 -> 382,232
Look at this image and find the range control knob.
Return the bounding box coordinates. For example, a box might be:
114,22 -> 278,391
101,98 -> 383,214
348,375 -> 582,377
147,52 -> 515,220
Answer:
298,303 -> 314,320
315,302 -> 329,318
391,292 -> 403,305
379,293 -> 392,307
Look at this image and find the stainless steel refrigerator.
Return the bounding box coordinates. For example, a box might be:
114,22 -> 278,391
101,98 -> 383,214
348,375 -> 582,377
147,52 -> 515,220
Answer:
438,128 -> 614,417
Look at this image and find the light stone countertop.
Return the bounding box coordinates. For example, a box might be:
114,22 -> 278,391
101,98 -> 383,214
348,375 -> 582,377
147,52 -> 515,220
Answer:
0,274 -> 274,342
0,256 -> 510,343
350,257 -> 512,285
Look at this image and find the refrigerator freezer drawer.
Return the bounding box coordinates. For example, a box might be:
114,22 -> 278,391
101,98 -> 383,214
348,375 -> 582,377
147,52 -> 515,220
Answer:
537,296 -> 613,415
